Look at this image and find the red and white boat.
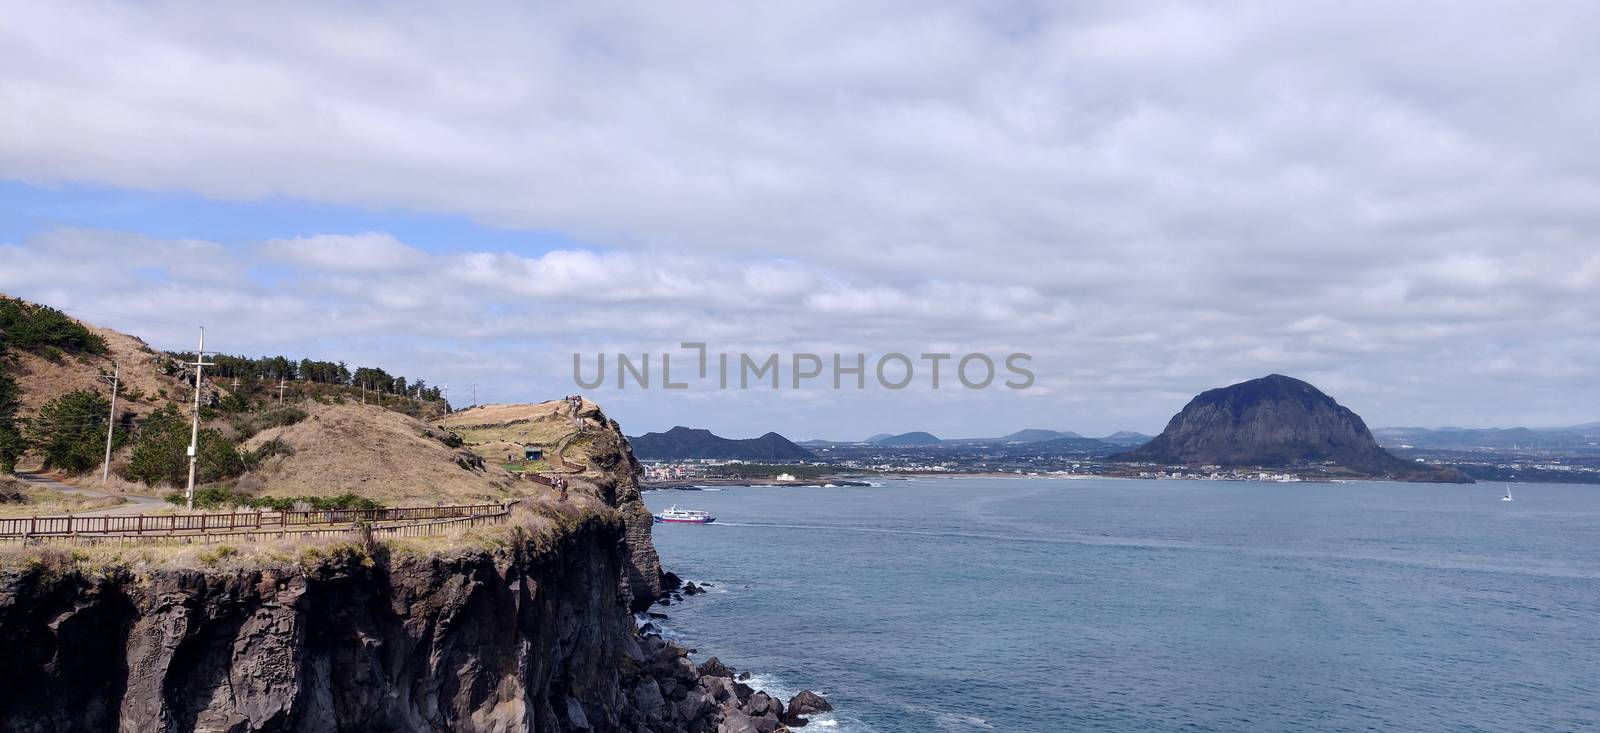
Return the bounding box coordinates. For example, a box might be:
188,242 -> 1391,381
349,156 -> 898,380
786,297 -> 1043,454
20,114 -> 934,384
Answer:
652,505 -> 716,524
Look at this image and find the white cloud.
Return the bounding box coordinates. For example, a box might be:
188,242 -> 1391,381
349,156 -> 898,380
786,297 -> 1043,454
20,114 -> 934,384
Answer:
3,3 -> 1600,435
262,232 -> 427,272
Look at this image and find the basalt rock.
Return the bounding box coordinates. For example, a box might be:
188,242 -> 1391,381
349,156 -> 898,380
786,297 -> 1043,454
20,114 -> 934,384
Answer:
786,690 -> 833,718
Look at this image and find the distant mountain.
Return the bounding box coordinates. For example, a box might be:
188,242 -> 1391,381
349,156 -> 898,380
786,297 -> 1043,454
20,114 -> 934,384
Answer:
1031,435 -> 1114,451
1374,426 -> 1596,451
862,433 -> 895,443
1115,374 -> 1468,482
628,426 -> 816,461
1099,431 -> 1154,447
997,429 -> 1082,443
870,431 -> 942,446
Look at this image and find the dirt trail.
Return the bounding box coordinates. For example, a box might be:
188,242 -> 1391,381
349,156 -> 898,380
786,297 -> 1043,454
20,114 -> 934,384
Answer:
11,472 -> 167,515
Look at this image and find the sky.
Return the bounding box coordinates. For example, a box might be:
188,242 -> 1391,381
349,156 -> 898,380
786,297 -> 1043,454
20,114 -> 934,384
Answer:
2,1 -> 1598,440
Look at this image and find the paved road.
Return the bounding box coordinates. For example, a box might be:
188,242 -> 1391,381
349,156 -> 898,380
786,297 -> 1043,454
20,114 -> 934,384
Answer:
12,471 -> 168,515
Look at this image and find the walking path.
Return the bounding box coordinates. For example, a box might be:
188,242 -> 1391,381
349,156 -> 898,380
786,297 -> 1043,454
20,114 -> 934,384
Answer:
12,471 -> 168,515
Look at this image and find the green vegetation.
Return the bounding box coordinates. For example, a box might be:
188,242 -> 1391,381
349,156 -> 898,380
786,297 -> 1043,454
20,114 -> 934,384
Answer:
25,389 -> 120,473
164,486 -> 383,511
0,297 -> 108,359
177,352 -> 446,402
124,405 -> 244,485
0,368 -> 21,473
228,404 -> 308,441
501,459 -> 552,474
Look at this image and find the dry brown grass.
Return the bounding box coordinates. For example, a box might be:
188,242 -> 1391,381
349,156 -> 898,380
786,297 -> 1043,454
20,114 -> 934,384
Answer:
239,402 -> 525,504
4,314 -> 199,415
436,400 -> 584,449
0,495 -> 617,574
0,475 -> 124,517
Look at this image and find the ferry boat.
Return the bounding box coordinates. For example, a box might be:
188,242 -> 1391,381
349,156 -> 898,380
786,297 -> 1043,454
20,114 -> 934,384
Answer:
653,505 -> 716,524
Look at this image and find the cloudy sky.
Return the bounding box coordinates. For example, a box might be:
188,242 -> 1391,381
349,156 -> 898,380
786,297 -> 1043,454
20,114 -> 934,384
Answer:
3,2 -> 1598,439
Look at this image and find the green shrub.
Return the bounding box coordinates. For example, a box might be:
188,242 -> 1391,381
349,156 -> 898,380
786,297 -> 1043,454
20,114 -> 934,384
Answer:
26,389 -> 119,473
125,405 -> 245,486
246,437 -> 295,466
0,368 -> 21,473
163,487 -> 381,512
229,405 -> 307,441
0,297 -> 108,356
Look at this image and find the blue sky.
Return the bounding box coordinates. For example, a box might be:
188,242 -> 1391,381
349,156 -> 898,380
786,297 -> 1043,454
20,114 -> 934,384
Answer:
3,2 -> 1599,439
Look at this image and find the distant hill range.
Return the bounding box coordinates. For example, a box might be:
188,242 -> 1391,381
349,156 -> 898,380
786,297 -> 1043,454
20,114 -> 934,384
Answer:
994,428 -> 1153,447
996,428 -> 1080,442
628,426 -> 816,461
1115,374 -> 1469,482
868,431 -> 943,446
1374,425 -> 1600,451
1100,431 -> 1155,447
802,428 -> 1152,449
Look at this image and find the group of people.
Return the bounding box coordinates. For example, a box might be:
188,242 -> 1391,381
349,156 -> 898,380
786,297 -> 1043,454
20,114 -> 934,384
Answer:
551,475 -> 569,501
564,394 -> 585,430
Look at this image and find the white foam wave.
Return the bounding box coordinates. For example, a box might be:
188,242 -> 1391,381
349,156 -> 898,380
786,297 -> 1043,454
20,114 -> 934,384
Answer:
934,712 -> 994,730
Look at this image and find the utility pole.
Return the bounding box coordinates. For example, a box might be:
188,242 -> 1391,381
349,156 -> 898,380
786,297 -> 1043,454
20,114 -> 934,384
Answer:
277,379 -> 288,403
184,328 -> 214,510
471,384 -> 477,407
98,365 -> 119,483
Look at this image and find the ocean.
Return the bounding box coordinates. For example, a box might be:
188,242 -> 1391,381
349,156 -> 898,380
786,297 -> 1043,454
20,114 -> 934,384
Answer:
643,477 -> 1600,732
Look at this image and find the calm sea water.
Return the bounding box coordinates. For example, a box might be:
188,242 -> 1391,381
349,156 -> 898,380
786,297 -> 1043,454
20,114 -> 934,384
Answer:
644,478 -> 1600,733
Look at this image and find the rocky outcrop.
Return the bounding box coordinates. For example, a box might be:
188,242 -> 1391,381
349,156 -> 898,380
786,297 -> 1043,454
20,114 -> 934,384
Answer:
0,396 -> 827,732
0,518 -> 827,733
577,405 -> 663,612
1115,374 -> 1470,482
0,517 -> 638,732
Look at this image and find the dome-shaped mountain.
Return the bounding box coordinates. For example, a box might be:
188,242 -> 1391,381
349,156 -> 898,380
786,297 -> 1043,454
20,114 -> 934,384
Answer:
1115,375 -> 1468,482
627,426 -> 816,461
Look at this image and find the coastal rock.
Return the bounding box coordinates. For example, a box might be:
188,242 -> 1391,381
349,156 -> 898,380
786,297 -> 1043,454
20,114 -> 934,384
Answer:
743,691 -> 784,721
632,680 -> 667,720
717,709 -> 762,733
698,656 -> 734,678
684,581 -> 705,595
786,690 -> 834,717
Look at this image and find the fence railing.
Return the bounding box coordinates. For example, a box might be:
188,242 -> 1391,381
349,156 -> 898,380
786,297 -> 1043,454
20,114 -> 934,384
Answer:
0,507 -> 514,547
0,502 -> 515,539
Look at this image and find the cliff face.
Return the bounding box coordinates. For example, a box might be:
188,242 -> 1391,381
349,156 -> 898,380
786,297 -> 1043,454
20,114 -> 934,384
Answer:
577,410 -> 663,613
0,519 -> 644,732
1117,374 -> 1469,482
0,398 -> 816,732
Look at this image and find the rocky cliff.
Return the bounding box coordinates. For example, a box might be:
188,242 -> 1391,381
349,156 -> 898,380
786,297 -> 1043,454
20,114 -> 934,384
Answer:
0,401 -> 823,732
1116,374 -> 1469,482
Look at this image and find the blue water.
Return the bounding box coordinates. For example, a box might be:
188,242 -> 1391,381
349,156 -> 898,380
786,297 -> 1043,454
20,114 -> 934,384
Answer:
644,478 -> 1600,732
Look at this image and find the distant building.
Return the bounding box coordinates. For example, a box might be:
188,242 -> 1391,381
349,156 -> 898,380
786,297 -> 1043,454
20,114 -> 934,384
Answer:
524,446 -> 543,461
776,472 -> 797,481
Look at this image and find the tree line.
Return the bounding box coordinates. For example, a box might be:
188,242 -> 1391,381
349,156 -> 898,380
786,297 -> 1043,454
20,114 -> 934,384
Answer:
168,352 -> 445,401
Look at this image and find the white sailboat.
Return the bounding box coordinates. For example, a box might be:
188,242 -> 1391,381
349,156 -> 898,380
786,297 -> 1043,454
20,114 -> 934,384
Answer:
1501,483 -> 1514,502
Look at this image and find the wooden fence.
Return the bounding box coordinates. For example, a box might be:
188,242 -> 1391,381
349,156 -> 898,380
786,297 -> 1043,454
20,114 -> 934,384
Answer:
0,502 -> 515,544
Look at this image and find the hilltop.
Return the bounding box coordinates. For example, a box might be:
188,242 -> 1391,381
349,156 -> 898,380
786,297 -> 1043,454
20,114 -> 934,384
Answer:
1116,374 -> 1469,482
627,426 -> 816,461
997,428 -> 1082,443
238,402 -> 518,502
870,431 -> 942,446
